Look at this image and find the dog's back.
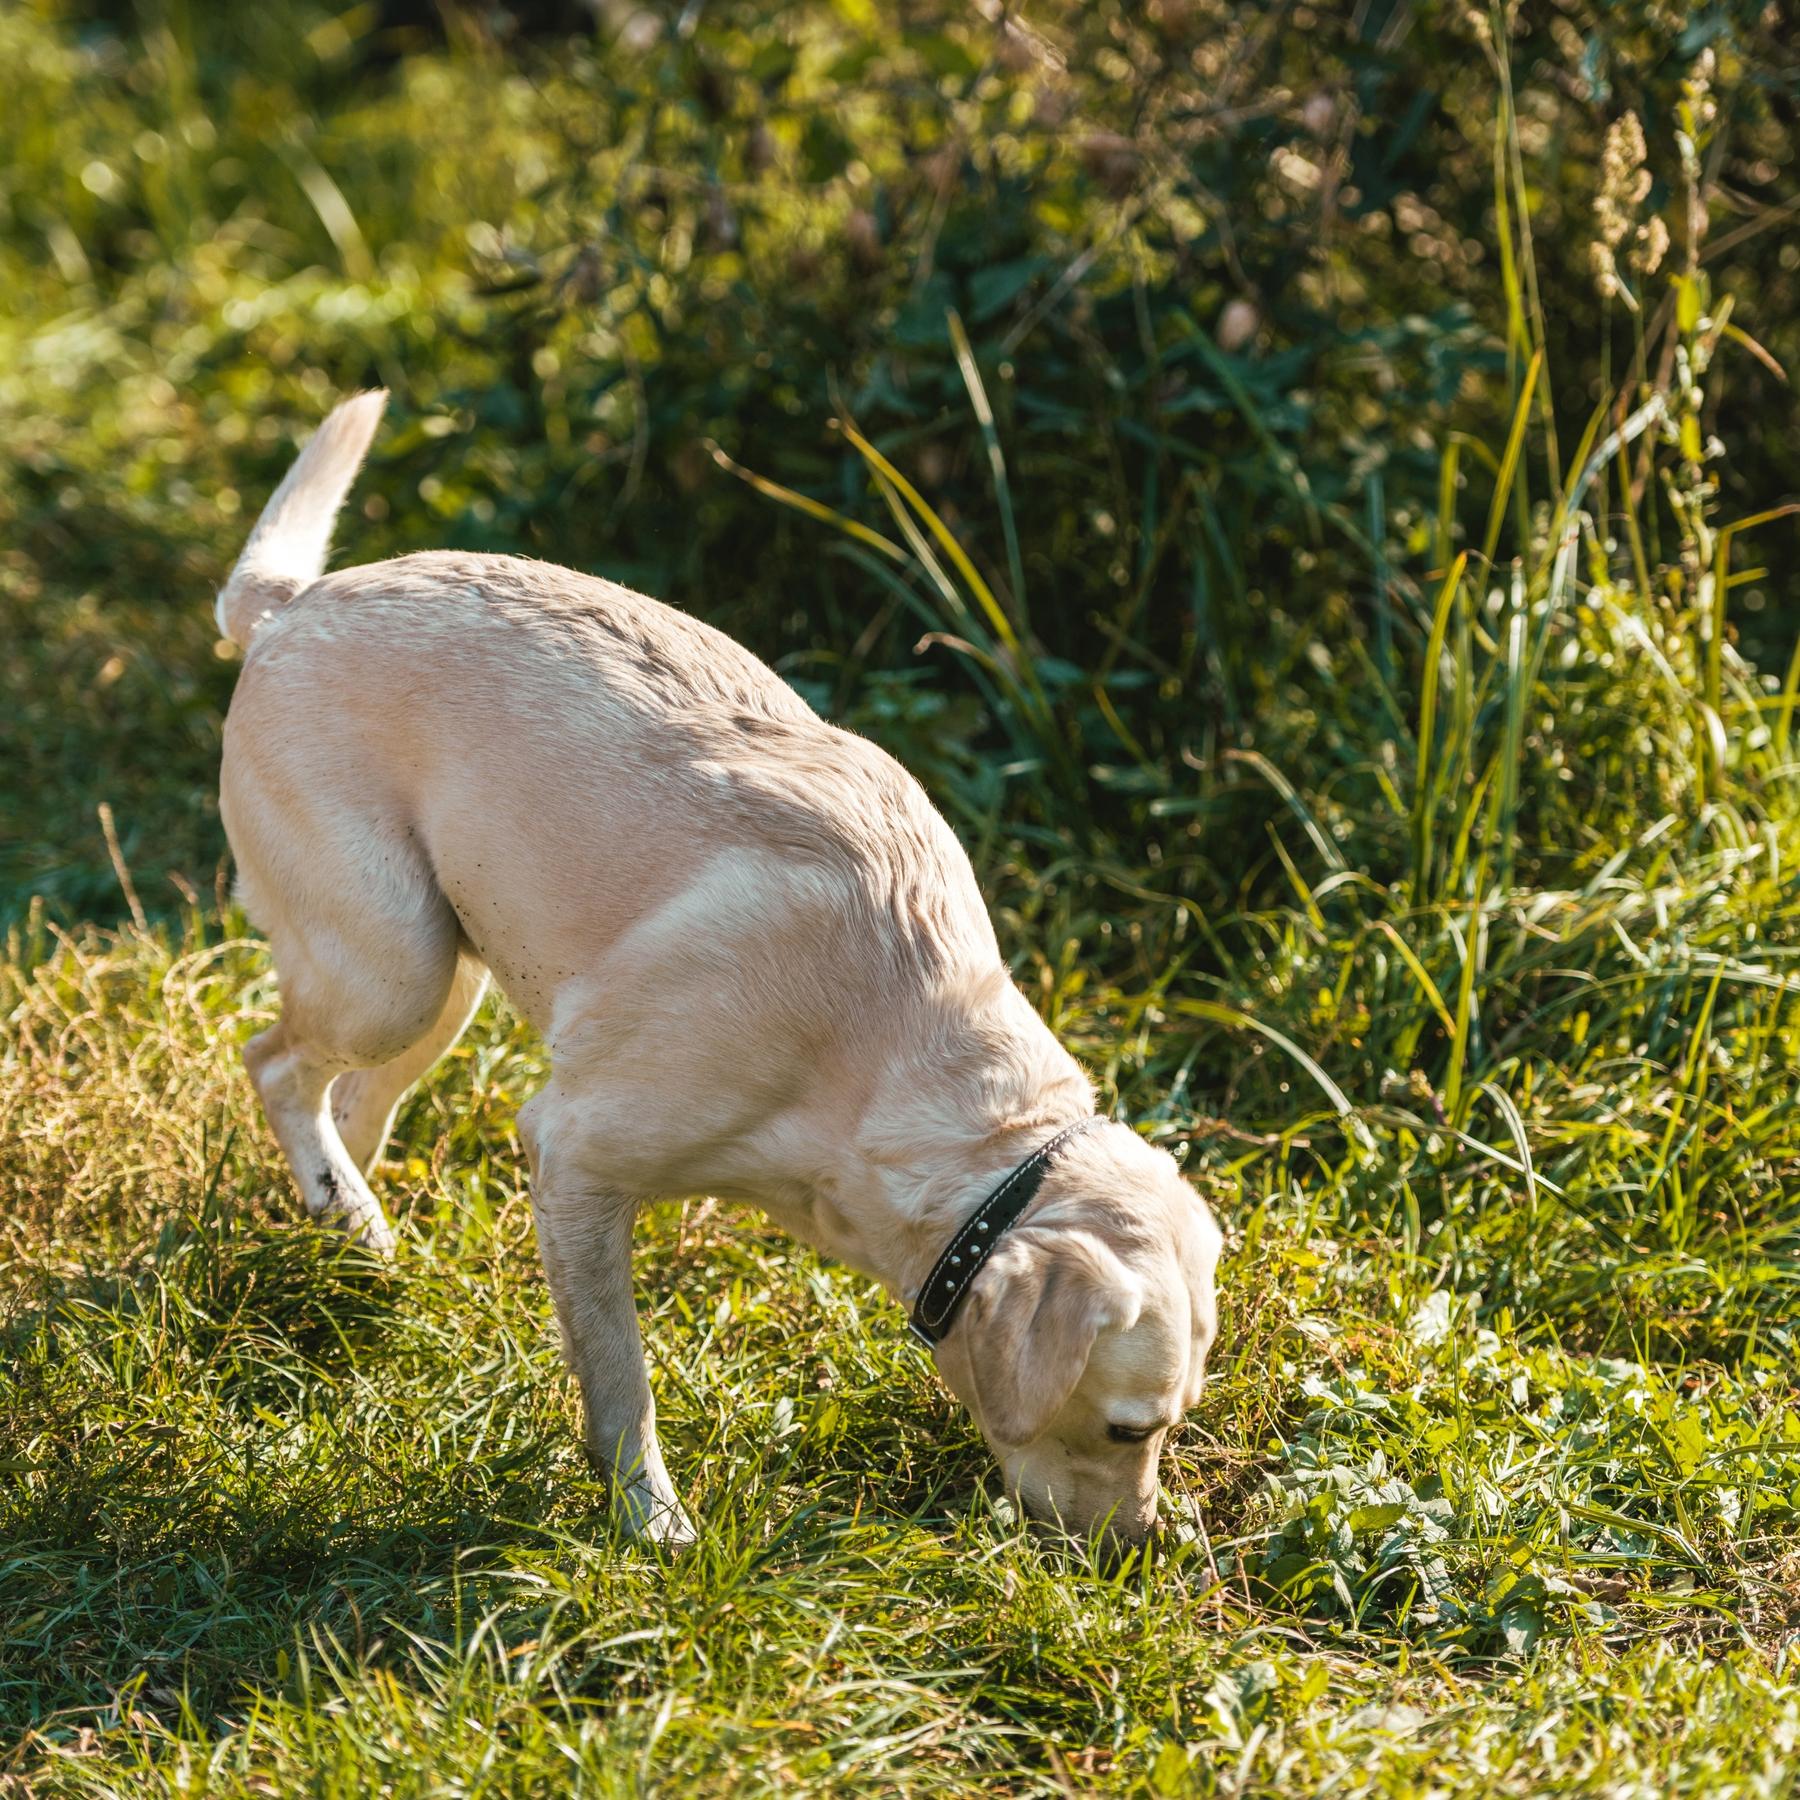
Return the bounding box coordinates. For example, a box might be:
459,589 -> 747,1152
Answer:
226,543 -> 993,1025
220,403 -> 996,1111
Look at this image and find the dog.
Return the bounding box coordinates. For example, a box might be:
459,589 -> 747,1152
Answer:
214,391 -> 1223,1545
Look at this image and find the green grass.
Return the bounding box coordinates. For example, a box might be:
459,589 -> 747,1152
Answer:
6,2 -> 1800,1793
3,899 -> 1798,1795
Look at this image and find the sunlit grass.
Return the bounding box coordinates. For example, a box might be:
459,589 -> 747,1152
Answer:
5,2 -> 1800,1793
3,860 -> 1798,1793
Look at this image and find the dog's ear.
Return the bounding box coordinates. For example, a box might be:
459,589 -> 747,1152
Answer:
962,1231 -> 1143,1446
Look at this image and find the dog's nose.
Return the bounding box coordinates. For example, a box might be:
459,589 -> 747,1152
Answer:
1086,1508 -> 1162,1568
1097,1493 -> 1158,1547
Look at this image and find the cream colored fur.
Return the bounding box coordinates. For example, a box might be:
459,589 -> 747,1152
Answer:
216,392 -> 1223,1545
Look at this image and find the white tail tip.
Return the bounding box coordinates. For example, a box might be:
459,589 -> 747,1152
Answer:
215,389 -> 388,647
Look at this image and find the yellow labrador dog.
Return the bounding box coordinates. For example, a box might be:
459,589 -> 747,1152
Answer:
215,392 -> 1222,1545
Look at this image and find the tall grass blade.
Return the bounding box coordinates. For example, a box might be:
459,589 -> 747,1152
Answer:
1173,998 -> 1353,1118
832,419 -> 1022,655
1710,504 -> 1800,719
947,309 -> 1027,629
706,442 -> 907,564
1479,349 -> 1541,569
1496,566 -> 1528,895
1411,552 -> 1469,896
1223,748 -> 1347,874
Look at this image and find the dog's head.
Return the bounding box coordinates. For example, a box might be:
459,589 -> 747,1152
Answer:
929,1122 -> 1222,1543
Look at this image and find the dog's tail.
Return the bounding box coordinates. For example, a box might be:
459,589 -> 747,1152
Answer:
215,389 -> 387,648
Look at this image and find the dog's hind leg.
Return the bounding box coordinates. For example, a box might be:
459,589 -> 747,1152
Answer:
243,1016 -> 399,1253
329,953 -> 490,1174
239,881 -> 461,1254
225,755 -> 466,1254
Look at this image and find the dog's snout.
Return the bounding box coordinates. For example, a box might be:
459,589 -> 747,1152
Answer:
1109,1494 -> 1159,1544
1004,1449 -> 1161,1547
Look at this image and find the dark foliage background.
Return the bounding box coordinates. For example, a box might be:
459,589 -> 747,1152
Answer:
6,0 -> 1798,920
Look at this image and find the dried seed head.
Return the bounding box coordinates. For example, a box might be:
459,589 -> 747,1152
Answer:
1596,113 -> 1651,249
1629,214 -> 1670,276
1589,240 -> 1620,300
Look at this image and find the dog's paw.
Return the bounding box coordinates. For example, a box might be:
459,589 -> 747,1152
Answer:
347,1212 -> 399,1259
323,1193 -> 398,1259
614,1481 -> 697,1551
644,1506 -> 698,1551
306,1162 -> 398,1258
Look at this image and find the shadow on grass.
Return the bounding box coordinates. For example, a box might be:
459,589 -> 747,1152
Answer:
0,1483 -> 633,1742
3,1206 -> 407,1398
0,1210 -> 569,1736
0,1206 -> 995,1745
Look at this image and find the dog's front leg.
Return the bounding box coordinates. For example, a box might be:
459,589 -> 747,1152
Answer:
521,1107 -> 693,1547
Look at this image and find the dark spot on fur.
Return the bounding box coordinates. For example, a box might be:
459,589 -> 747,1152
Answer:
732,711 -> 786,737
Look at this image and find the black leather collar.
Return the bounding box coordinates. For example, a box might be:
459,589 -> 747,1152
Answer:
907,1116 -> 1100,1348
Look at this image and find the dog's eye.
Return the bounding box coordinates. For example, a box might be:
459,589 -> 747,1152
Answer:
1106,1421 -> 1161,1445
